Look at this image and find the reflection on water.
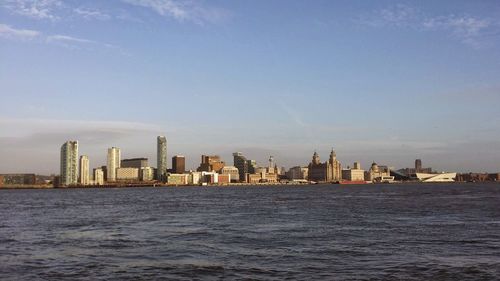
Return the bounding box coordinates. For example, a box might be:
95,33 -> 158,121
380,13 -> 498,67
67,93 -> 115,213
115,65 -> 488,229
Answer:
1,184 -> 500,280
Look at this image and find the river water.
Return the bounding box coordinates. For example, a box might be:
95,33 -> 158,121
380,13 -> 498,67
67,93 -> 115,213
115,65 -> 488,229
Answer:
1,184 -> 499,280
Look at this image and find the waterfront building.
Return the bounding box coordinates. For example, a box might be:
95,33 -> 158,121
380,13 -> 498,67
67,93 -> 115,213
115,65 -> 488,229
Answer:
411,172 -> 456,182
121,158 -> 148,169
267,156 -> 280,174
93,168 -> 104,186
197,155 -> 225,172
342,162 -> 365,182
255,166 -> 267,174
116,167 -> 139,181
107,147 -> 121,182
157,136 -> 167,181
100,166 -> 108,182
456,172 -> 500,182
220,166 -> 239,182
172,155 -> 185,174
0,174 -> 36,186
286,166 -> 309,180
233,152 -> 248,182
140,167 -> 155,181
201,171 -> 219,184
218,174 -> 231,184
189,172 -> 202,185
246,171 -> 278,184
307,149 -> 342,183
247,159 -> 257,174
79,155 -> 90,186
365,162 -> 393,182
60,141 -> 78,186
167,173 -> 189,185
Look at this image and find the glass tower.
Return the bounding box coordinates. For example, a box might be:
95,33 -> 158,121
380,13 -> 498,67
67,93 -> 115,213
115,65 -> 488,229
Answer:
60,140 -> 78,186
157,136 -> 167,181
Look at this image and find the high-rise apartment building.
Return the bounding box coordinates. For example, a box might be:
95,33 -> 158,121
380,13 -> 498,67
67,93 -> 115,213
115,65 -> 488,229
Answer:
107,147 -> 121,182
172,155 -> 186,174
157,136 -> 167,181
60,141 -> 78,186
79,155 -> 90,185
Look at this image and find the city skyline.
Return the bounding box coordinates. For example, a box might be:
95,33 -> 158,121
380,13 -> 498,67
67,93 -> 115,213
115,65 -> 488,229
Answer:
1,1 -> 500,174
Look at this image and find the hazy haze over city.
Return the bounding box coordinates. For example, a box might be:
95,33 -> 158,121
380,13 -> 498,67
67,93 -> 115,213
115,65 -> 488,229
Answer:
1,0 -> 500,174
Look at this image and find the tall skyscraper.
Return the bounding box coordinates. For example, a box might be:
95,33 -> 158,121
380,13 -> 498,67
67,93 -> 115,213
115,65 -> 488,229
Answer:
157,136 -> 167,180
172,155 -> 185,174
107,147 -> 121,182
415,159 -> 422,173
233,152 -> 248,182
79,155 -> 90,185
60,141 -> 78,186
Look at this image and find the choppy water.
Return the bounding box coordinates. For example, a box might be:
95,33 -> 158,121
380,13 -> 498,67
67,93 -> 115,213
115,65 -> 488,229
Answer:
1,184 -> 500,280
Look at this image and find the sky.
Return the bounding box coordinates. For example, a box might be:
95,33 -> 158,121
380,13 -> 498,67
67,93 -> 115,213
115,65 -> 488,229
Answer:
1,0 -> 500,174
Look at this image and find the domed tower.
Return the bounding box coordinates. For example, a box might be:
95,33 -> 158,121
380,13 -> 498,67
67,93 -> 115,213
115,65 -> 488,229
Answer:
329,149 -> 336,164
370,162 -> 379,173
328,148 -> 342,182
312,151 -> 320,165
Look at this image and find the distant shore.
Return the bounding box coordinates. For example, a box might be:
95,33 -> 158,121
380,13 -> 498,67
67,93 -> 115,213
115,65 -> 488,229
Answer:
1,181 -> 498,190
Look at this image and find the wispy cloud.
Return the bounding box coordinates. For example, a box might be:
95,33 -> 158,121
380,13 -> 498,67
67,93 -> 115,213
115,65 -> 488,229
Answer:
74,7 -> 111,21
358,4 -> 497,48
45,34 -> 128,55
2,0 -> 62,20
121,0 -> 229,24
45,34 -> 130,56
357,4 -> 418,28
46,34 -> 95,45
0,118 -> 163,137
0,23 -> 40,40
0,23 -> 127,55
423,15 -> 492,47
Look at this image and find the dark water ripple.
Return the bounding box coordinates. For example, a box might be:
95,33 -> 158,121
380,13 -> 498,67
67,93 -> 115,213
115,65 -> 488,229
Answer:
1,183 -> 500,280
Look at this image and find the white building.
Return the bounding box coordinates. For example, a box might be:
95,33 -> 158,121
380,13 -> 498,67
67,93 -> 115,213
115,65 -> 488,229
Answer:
60,141 -> 78,186
189,172 -> 202,185
413,173 -> 457,182
342,162 -> 365,181
94,168 -> 104,186
107,147 -> 121,182
79,155 -> 90,185
201,171 -> 219,184
365,162 -> 393,183
157,136 -> 167,181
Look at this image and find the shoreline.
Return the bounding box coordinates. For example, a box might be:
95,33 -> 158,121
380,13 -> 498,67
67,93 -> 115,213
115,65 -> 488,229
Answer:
0,181 -> 498,190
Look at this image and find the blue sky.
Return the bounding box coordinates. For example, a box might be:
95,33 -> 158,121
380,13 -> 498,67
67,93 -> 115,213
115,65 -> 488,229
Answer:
1,0 -> 500,174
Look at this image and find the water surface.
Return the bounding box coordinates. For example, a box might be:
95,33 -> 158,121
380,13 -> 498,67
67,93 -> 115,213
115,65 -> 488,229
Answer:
1,184 -> 499,280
